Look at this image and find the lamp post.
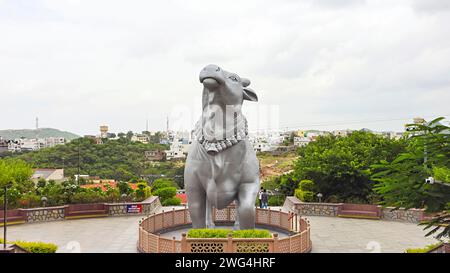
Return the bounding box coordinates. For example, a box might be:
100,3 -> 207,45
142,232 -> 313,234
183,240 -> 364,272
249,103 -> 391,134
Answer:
41,196 -> 48,207
3,185 -> 7,249
317,193 -> 323,203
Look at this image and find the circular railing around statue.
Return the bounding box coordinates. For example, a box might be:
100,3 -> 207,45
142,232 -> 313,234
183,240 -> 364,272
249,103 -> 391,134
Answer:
138,206 -> 311,253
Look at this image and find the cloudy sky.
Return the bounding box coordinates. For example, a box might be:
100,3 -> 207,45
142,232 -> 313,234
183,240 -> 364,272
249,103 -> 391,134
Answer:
1,0 -> 449,135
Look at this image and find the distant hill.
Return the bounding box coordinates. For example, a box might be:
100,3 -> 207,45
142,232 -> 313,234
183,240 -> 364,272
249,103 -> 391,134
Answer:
0,128 -> 80,140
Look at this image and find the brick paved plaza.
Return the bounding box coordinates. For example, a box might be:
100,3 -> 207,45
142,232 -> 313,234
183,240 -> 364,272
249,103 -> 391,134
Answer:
5,206 -> 438,253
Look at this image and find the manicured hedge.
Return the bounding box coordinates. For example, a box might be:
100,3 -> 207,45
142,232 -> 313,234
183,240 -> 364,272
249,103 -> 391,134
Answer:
162,197 -> 182,206
0,238 -> 57,253
232,229 -> 271,238
405,243 -> 443,253
187,229 -> 271,238
153,187 -> 177,203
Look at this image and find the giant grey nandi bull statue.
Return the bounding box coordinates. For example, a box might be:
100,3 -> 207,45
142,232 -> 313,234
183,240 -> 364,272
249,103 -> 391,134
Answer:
184,64 -> 260,230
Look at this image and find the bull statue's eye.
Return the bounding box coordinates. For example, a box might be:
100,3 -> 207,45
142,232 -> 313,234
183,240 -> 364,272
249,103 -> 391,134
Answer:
228,75 -> 238,82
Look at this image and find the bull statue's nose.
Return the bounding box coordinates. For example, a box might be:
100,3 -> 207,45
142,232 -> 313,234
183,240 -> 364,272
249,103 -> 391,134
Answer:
203,64 -> 221,72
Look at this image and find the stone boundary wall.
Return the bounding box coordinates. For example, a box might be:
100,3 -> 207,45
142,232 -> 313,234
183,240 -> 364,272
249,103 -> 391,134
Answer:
284,197 -> 340,217
20,206 -> 66,223
106,196 -> 161,216
283,196 -> 427,223
381,207 -> 426,223
1,197 -> 162,224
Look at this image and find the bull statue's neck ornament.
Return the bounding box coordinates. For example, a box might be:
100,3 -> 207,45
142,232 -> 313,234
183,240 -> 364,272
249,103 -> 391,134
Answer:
185,64 -> 260,230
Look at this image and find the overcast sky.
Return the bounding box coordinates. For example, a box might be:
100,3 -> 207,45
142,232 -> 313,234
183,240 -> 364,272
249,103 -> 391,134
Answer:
1,0 -> 449,135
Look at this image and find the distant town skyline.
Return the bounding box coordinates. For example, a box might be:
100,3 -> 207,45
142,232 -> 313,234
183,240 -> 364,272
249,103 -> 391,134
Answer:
2,113 -> 449,137
1,0 -> 449,135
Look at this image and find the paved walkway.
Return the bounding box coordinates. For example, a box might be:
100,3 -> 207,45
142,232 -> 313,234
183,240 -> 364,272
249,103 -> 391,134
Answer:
307,216 -> 438,253
5,207 -> 438,253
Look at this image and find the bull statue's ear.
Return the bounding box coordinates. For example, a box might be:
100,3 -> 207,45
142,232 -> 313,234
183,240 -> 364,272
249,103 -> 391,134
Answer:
243,87 -> 258,102
241,78 -> 251,87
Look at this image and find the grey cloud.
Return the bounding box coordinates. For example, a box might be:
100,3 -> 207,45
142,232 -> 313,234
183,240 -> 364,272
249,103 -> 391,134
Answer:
1,0 -> 449,135
412,0 -> 450,14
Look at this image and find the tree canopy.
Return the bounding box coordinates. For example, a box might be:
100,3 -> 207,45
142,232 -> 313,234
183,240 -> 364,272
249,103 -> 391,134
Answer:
0,158 -> 33,189
372,117 -> 450,212
3,137 -> 174,182
293,130 -> 406,203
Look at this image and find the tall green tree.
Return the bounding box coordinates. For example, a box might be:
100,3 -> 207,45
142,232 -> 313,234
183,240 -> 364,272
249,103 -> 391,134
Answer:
293,130 -> 406,203
372,117 -> 450,212
0,159 -> 34,207
0,159 -> 33,190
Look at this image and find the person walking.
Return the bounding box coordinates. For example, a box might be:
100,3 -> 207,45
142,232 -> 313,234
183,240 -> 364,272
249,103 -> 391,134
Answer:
261,189 -> 269,209
258,187 -> 263,208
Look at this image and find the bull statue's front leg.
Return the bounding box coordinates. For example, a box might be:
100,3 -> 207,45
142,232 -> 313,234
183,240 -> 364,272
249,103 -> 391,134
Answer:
205,199 -> 215,228
237,183 -> 259,229
233,200 -> 240,230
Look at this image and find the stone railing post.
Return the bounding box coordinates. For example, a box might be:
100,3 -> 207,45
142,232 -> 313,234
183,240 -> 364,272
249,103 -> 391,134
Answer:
268,207 -> 272,225
157,234 -> 161,253
278,209 -> 282,227
273,233 -> 279,253
172,236 -> 176,252
227,233 -> 233,253
289,235 -> 292,253
184,208 -> 187,224
161,210 -> 165,229
181,233 -> 187,253
172,208 -> 175,225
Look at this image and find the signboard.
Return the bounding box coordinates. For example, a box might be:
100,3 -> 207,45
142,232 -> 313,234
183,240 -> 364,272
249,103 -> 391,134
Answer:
127,204 -> 143,214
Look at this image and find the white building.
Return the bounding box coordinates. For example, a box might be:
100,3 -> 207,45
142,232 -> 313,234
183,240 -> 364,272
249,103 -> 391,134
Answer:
6,137 -> 66,152
131,134 -> 150,144
253,141 -> 272,152
294,136 -> 311,147
32,169 -> 65,182
42,137 -> 66,147
332,129 -> 353,137
164,138 -> 191,160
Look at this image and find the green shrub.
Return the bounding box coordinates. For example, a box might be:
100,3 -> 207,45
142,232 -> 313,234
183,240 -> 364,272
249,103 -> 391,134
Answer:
162,197 -> 182,206
18,193 -> 41,208
135,182 -> 151,201
301,191 -> 314,202
0,238 -> 57,253
188,229 -> 230,238
187,229 -> 271,238
299,180 -> 315,191
294,189 -> 314,202
153,187 -> 177,202
326,195 -> 341,203
71,191 -> 105,204
406,243 -> 443,253
151,178 -> 178,193
295,180 -> 315,202
268,195 -> 285,206
117,181 -> 133,195
232,229 -> 271,238
294,189 -> 302,200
